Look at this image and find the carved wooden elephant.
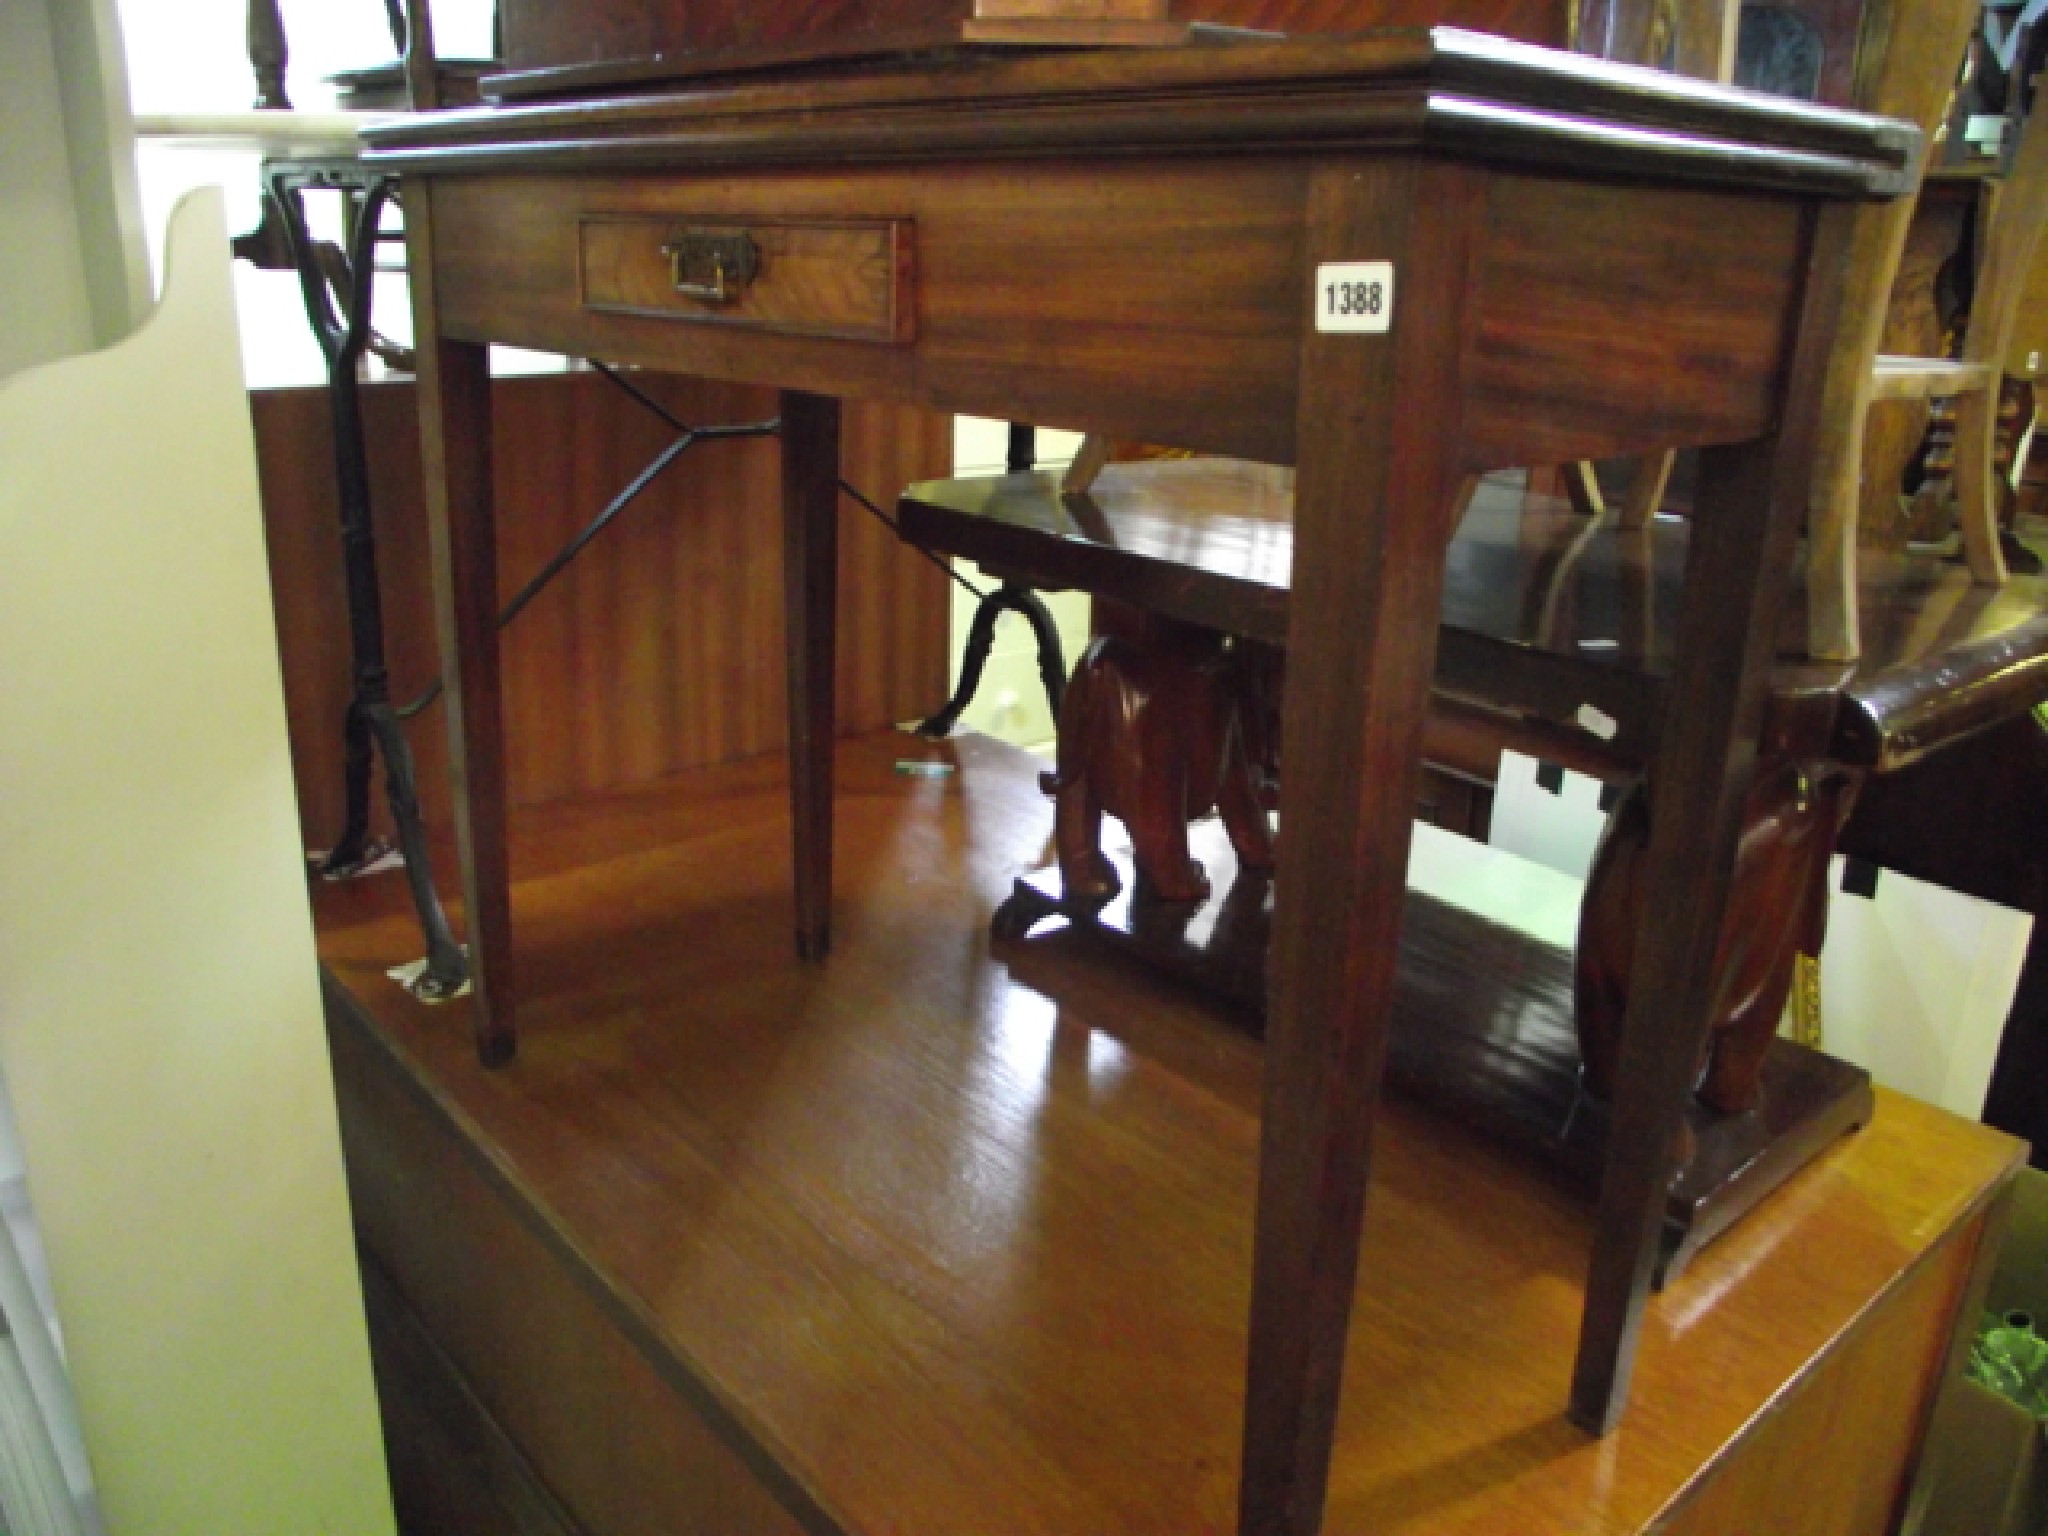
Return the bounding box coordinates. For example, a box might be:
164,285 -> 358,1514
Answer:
1042,622 -> 1274,905
1576,758 -> 1861,1117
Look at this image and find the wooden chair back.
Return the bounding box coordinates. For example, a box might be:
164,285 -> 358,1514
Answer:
402,0 -> 444,110
1564,0 -> 1980,662
1030,0 -> 1981,668
1798,0 -> 1982,659
1935,100 -> 2048,577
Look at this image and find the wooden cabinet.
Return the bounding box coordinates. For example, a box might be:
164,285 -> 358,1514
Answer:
323,733 -> 2022,1536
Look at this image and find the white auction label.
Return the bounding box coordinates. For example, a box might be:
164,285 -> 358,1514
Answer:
1315,261 -> 1394,333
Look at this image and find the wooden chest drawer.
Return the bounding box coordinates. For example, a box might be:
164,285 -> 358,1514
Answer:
578,215 -> 915,344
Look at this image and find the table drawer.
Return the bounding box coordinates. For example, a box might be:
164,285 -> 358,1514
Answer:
579,215 -> 915,343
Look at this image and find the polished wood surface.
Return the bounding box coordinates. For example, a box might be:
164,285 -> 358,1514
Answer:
1856,169 -> 1992,547
1577,762 -> 1857,1117
782,391 -> 843,961
1941,104 -> 2048,584
410,305 -> 513,1064
397,163 -> 1826,477
491,0 -> 1183,98
374,31 -> 1913,192
579,217 -> 916,344
484,0 -> 1588,101
993,811 -> 1876,1285
321,732 -> 2022,1536
900,461 -> 2048,768
253,372 -> 952,851
359,1251 -> 586,1536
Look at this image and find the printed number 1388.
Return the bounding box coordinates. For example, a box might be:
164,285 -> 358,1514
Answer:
1314,262 -> 1394,333
1325,281 -> 1383,317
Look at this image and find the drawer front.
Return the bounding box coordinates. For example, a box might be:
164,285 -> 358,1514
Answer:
579,215 -> 915,343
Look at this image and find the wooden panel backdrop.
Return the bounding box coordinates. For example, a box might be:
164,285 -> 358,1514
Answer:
255,370 -> 953,849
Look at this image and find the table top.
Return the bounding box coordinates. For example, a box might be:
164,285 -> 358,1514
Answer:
363,27 -> 1911,197
373,30 -> 1916,475
317,730 -> 2024,1536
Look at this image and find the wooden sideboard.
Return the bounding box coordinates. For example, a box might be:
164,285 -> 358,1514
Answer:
321,733 -> 2023,1536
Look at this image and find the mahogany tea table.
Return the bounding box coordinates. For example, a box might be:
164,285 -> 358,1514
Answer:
364,33 -> 1912,1535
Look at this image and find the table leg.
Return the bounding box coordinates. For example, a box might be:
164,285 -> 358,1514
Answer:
782,390 -> 841,960
1569,210 -> 1854,1431
409,181 -> 514,1066
1239,159 -> 1485,1536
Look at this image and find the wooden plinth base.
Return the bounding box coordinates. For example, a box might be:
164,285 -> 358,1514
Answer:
319,732 -> 2015,1536
992,817 -> 1875,1284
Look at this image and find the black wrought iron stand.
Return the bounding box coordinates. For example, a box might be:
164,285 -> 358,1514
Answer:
246,162 -> 799,999
243,158 -> 1049,990
266,162 -> 470,997
916,423 -> 1068,738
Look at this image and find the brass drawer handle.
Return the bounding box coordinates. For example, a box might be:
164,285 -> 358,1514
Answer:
660,230 -> 760,304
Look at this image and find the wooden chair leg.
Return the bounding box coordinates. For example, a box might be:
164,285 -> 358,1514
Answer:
1952,386 -> 2014,585
1063,432 -> 1113,495
1804,385 -> 1865,663
1617,450 -> 1674,530
1561,459 -> 1606,518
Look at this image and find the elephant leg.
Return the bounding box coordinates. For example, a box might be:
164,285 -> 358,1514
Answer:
1050,641 -> 1120,903
1217,724 -> 1275,873
1054,770 -> 1119,902
1128,750 -> 1209,903
1574,780 -> 1647,1103
1695,930 -> 1789,1115
1698,768 -> 1858,1114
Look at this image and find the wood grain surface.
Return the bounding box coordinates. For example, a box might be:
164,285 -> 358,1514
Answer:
496,0 -> 1575,74
320,730 -> 2022,1536
418,162 -> 1813,475
253,370 -> 951,852
579,217 -> 915,343
485,0 -> 1576,100
383,30 -> 1912,187
426,165 -> 1309,463
899,461 -> 2048,771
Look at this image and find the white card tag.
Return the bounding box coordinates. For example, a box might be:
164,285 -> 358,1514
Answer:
1315,262 -> 1394,334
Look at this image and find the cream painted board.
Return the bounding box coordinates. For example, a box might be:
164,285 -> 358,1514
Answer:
1408,819 -> 1583,951
1818,868 -> 2032,1119
1489,749 -> 1606,881
0,189 -> 395,1536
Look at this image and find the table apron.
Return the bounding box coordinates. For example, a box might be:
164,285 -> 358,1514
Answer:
423,157 -> 1810,472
